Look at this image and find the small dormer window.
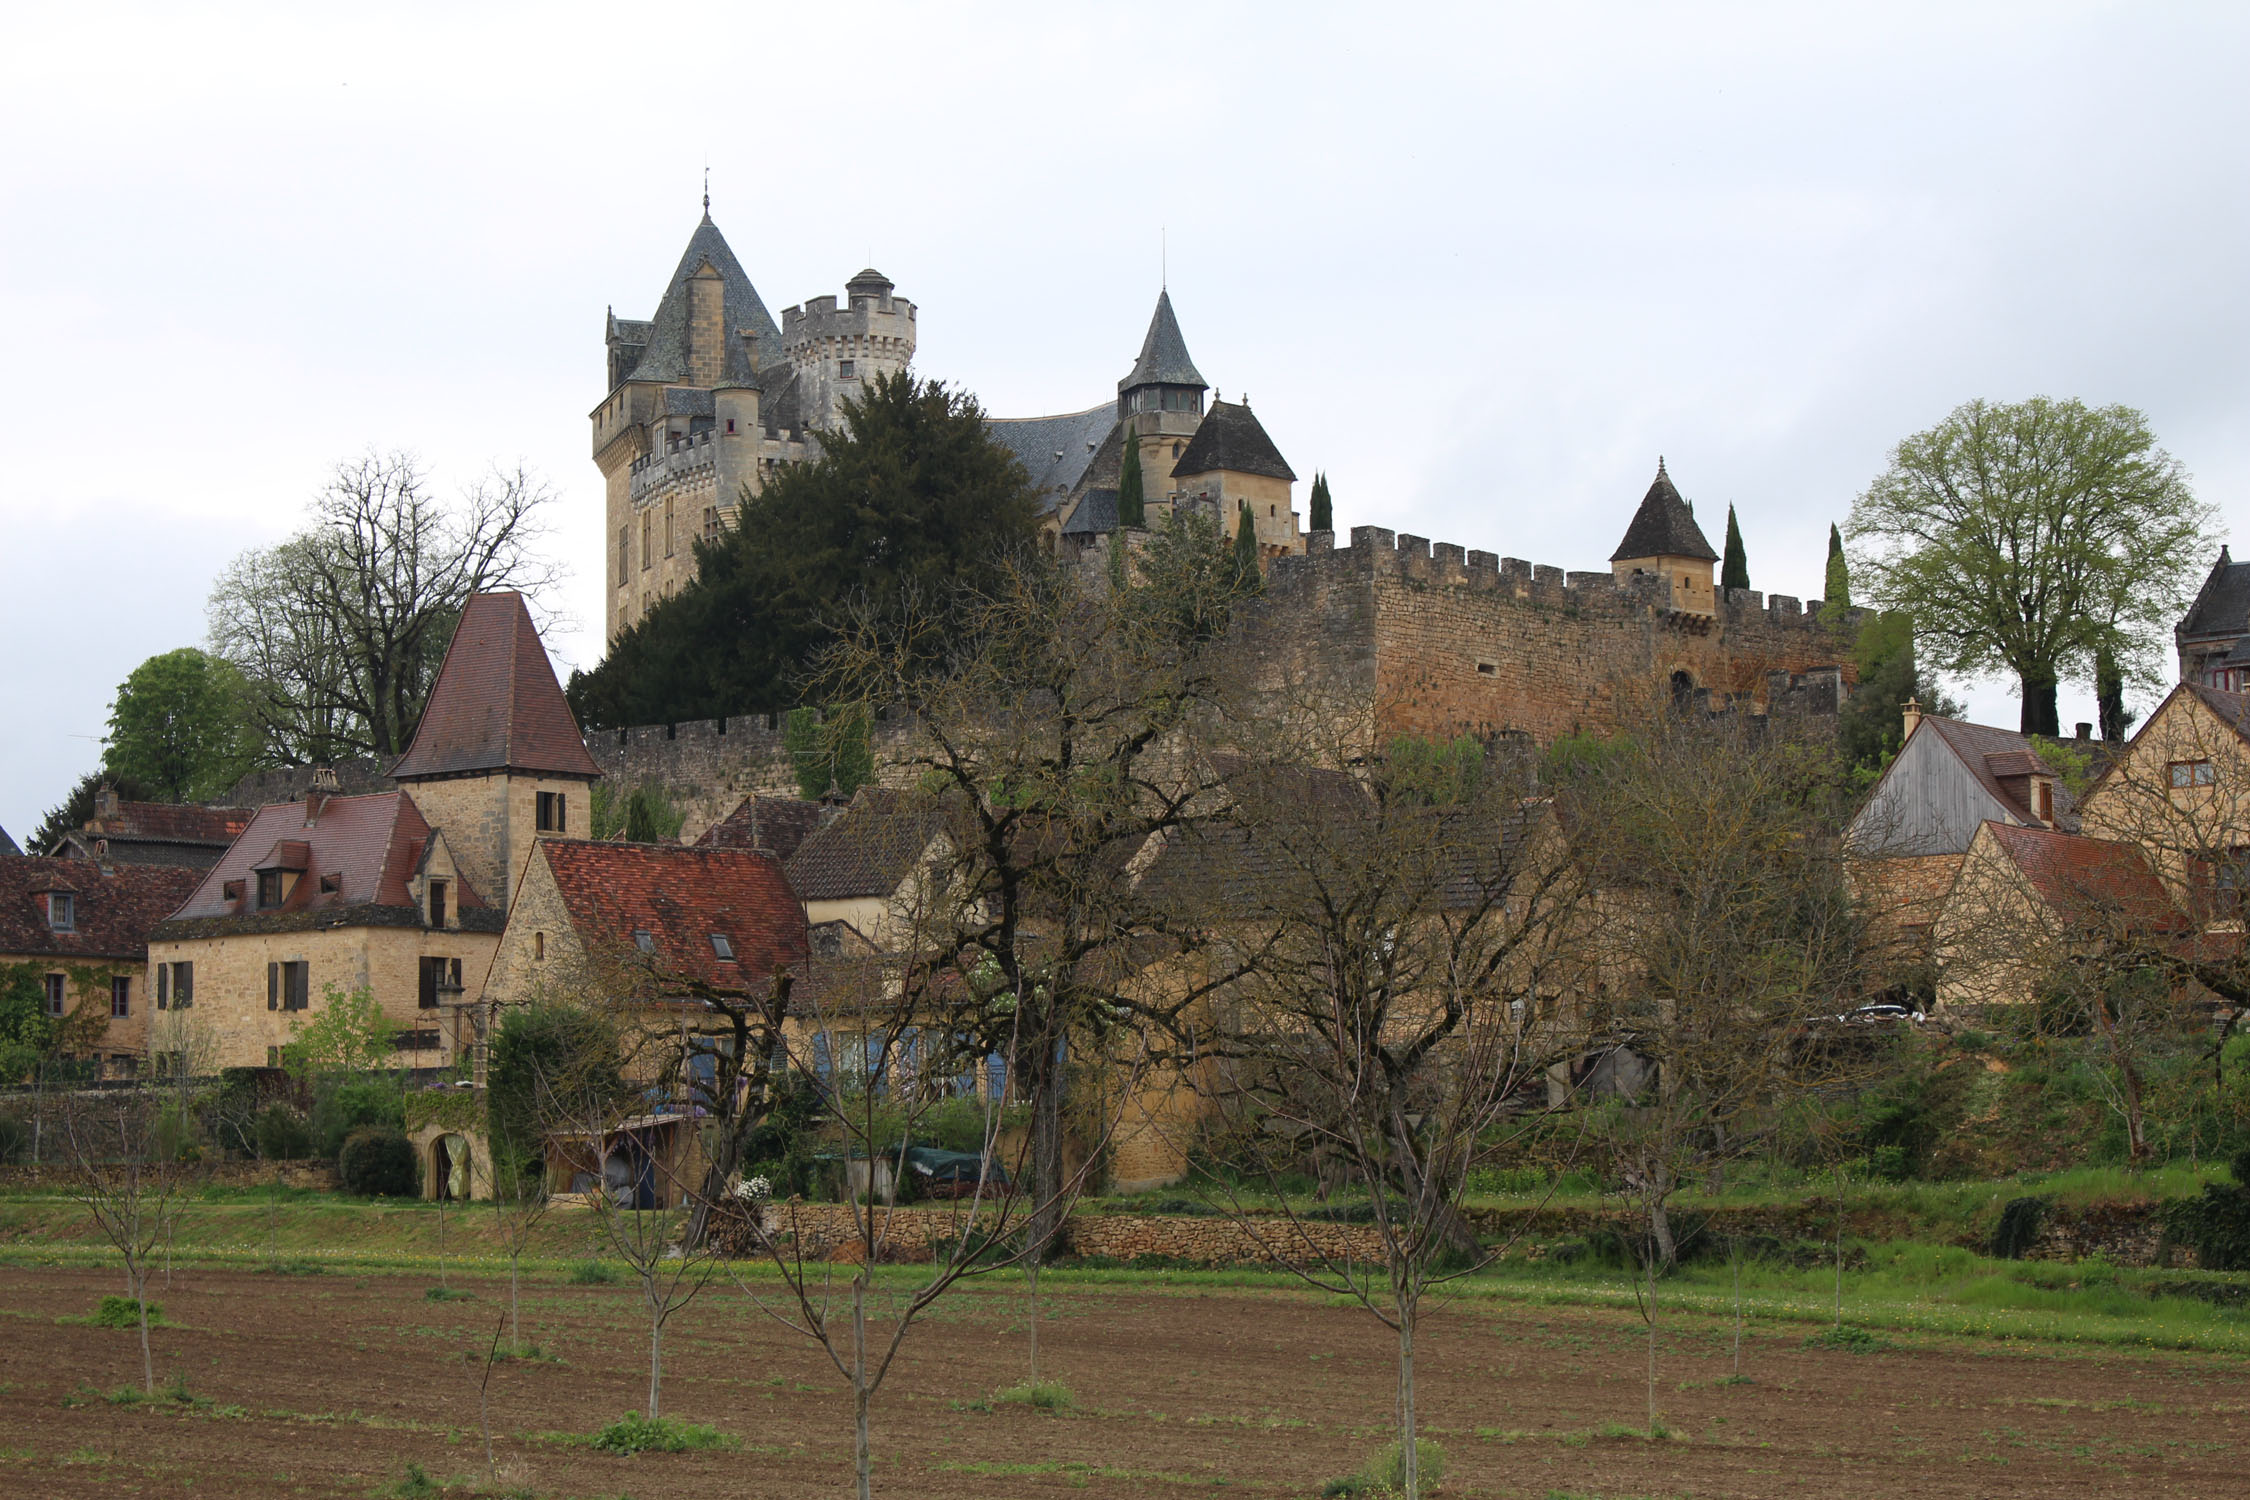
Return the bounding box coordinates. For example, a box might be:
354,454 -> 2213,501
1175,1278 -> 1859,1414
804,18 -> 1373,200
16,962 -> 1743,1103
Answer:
320,874 -> 341,895
428,880 -> 448,929
634,929 -> 655,954
711,934 -> 735,961
2036,781 -> 2054,822
45,892 -> 74,931
257,870 -> 284,909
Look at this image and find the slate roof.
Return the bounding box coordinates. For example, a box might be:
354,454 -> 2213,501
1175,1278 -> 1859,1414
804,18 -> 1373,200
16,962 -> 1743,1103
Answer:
1610,461 -> 1719,563
785,787 -> 944,902
390,593 -> 600,782
1978,822 -> 2182,930
538,839 -> 808,989
0,858 -> 201,961
1060,488 -> 1119,537
1119,289 -> 1206,393
695,796 -> 832,863
2178,546 -> 2250,641
1914,716 -> 2082,830
986,404 -> 1118,515
163,791 -> 491,928
1173,400 -> 1297,483
0,826 -> 17,857
618,214 -> 782,388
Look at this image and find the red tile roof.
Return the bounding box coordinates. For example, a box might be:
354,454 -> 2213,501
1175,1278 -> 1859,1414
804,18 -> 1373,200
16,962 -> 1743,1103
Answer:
695,796 -> 831,862
785,787 -> 944,901
0,858 -> 202,961
168,791 -> 489,922
539,839 -> 808,989
1979,822 -> 2182,930
83,802 -> 253,847
389,593 -> 600,782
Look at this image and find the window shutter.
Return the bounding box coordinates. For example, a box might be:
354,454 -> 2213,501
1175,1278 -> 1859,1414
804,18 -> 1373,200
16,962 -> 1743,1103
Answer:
268,962 -> 279,1010
557,793 -> 566,830
157,965 -> 169,1010
986,1051 -> 1007,1103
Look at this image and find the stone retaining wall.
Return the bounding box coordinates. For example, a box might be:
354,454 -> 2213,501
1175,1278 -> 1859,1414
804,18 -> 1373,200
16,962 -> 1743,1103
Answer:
0,1158 -> 338,1191
744,1202 -> 1389,1267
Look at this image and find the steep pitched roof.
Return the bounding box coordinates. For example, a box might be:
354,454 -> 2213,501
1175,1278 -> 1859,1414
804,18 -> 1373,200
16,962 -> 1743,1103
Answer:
47,800 -> 254,868
1978,822 -> 2181,930
538,839 -> 808,989
696,796 -> 831,863
1610,461 -> 1719,563
2178,546 -> 2250,641
1117,289 -> 1206,393
0,826 -> 18,857
165,791 -> 489,924
1173,400 -> 1297,483
785,787 -> 944,901
618,213 -> 781,388
0,858 -> 201,961
986,404 -> 1117,515
1916,716 -> 2081,830
390,593 -> 600,782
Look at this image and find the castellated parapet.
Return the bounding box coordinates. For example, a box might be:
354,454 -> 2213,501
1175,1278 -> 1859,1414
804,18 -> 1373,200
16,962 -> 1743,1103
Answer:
1239,526 -> 1861,747
782,270 -> 918,432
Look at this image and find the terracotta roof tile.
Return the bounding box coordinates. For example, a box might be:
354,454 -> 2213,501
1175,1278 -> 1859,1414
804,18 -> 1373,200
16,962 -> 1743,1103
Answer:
695,796 -> 831,863
390,593 -> 600,782
168,791 -> 486,923
540,840 -> 808,988
784,788 -> 943,902
1980,823 -> 2182,930
0,858 -> 202,961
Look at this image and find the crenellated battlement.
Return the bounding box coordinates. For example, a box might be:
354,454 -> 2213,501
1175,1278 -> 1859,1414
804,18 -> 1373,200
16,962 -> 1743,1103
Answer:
1267,526 -> 1860,635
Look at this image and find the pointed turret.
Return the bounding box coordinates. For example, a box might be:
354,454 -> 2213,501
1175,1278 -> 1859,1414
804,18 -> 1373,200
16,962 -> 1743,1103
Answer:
1119,289 -> 1207,394
616,213 -> 782,389
1609,459 -> 1720,616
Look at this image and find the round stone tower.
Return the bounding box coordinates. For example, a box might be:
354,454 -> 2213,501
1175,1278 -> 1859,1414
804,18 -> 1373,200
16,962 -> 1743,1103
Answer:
781,269 -> 917,431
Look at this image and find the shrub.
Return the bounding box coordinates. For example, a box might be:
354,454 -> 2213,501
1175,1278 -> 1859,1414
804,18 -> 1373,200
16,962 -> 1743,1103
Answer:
91,1295 -> 161,1328
0,1109 -> 31,1163
1804,1325 -> 1888,1354
2161,1151 -> 2250,1271
568,1259 -> 619,1285
338,1127 -> 418,1197
312,1077 -> 404,1158
995,1378 -> 1074,1410
253,1102 -> 313,1160
1326,1438 -> 1446,1496
380,1461 -> 438,1498
588,1411 -> 734,1454
1991,1195 -> 2052,1260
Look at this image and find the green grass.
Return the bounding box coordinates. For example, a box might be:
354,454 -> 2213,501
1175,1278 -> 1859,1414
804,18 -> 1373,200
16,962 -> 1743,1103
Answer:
423,1286 -> 474,1302
1803,1324 -> 1889,1354
994,1377 -> 1074,1410
560,1411 -> 736,1455
88,1295 -> 161,1328
566,1259 -> 619,1285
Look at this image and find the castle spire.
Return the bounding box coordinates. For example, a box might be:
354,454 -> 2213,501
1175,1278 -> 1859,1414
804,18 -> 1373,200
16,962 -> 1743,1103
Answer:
702,163 -> 710,220
1118,288 -> 1207,395
1610,459 -> 1718,563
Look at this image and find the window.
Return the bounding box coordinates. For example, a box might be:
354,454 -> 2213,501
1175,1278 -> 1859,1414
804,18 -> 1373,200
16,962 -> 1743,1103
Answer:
724,417 -> 736,435
43,974 -> 65,1018
2171,760 -> 2217,789
634,929 -> 655,954
428,879 -> 448,929
319,874 -> 341,895
1477,661 -> 1497,675
533,931 -> 546,961
110,976 -> 130,1019
618,526 -> 629,587
223,879 -> 244,903
267,960 -> 308,1012
537,790 -> 566,833
44,892 -> 74,931
257,869 -> 284,909
838,359 -> 856,379
166,961 -> 193,1009
664,499 -> 675,557
703,505 -> 720,541
157,964 -> 168,1009
641,514 -> 653,569
710,933 -> 735,961
2036,781 -> 2054,822
419,956 -> 462,1010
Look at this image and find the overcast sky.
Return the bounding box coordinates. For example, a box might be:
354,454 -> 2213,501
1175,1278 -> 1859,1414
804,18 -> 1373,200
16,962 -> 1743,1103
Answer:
4,2 -> 2246,842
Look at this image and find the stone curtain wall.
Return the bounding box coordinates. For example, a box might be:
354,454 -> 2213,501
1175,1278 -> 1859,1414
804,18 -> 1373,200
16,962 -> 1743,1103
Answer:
586,712 -> 927,842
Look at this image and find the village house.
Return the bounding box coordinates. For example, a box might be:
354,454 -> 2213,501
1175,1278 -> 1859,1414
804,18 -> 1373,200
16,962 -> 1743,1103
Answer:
2077,681 -> 2250,912
43,789 -> 252,870
0,857 -> 200,1079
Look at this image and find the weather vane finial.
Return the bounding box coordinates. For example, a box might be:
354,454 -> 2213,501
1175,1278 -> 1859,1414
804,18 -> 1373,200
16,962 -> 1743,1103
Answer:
702,162 -> 710,216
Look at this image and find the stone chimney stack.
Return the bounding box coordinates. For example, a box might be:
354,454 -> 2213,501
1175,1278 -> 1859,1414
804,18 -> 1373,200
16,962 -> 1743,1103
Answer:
305,764 -> 340,824
1901,697 -> 1923,741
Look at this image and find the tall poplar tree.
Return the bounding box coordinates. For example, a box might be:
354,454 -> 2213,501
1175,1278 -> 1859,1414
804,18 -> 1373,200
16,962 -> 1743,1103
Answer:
1824,523 -> 1851,609
1310,472 -> 1333,533
1117,430 -> 1146,529
1721,504 -> 1749,593
1234,501 -> 1260,582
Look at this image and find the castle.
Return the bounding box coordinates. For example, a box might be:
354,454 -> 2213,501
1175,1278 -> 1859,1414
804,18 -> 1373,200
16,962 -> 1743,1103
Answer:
584,209 -> 1861,822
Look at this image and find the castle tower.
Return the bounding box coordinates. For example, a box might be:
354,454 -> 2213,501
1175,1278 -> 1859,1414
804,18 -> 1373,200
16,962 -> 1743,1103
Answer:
782,268 -> 918,432
388,593 -> 601,910
1172,399 -> 1301,566
1610,459 -> 1719,616
1117,290 -> 1208,513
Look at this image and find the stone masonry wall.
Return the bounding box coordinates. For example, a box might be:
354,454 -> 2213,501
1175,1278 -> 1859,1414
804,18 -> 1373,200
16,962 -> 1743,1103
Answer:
750,1202 -> 1388,1267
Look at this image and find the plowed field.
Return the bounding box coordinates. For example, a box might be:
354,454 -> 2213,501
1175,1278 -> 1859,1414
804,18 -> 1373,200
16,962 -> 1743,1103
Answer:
0,1262 -> 2243,1497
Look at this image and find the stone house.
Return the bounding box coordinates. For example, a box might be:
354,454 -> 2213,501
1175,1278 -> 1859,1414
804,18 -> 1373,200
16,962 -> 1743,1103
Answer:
0,857 -> 200,1078
2076,682 -> 2250,914
146,591 -> 599,1072
43,790 -> 254,870
2175,546 -> 2250,690
782,787 -> 953,956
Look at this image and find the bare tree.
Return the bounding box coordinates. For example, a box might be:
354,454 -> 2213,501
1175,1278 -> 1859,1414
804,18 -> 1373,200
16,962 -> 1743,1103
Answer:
209,451 -> 561,759
58,1079 -> 184,1394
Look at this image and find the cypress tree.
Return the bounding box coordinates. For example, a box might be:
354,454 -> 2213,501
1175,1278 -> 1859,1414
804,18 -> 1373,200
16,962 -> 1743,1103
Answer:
2095,646 -> 2136,743
1117,431 -> 1145,529
1721,504 -> 1749,594
1234,502 -> 1259,580
1310,472 -> 1333,533
1824,523 -> 1852,609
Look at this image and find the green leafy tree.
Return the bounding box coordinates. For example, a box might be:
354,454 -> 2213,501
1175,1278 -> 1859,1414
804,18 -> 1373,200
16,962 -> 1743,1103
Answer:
281,983 -> 399,1081
489,1002 -> 626,1190
783,704 -> 874,802
1117,429 -> 1145,529
1721,504 -> 1749,593
102,648 -> 259,803
1835,612 -> 1962,777
1847,398 -> 2214,738
1233,501 -> 1259,582
589,781 -> 683,842
1822,523 -> 1851,615
568,374 -> 1042,728
1310,471 -> 1333,533
0,963 -> 60,1082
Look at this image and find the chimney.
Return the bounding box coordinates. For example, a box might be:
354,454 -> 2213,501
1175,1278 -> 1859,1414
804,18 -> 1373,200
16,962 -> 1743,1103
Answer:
1901,697 -> 1923,741
93,782 -> 120,825
305,764 -> 340,823
2075,722 -> 2092,741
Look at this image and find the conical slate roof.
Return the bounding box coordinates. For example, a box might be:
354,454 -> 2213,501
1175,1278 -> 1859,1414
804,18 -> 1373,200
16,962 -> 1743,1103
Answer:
1610,460 -> 1718,563
1174,400 -> 1297,482
623,214 -> 782,386
390,593 -> 601,782
1117,289 -> 1206,393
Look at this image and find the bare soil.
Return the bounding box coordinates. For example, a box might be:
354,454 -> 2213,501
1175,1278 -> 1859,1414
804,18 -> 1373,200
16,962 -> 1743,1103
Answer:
0,1261 -> 2243,1497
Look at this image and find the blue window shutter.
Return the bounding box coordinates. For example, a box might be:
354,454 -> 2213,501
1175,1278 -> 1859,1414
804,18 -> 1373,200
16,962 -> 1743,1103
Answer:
813,1031 -> 832,1082
986,1051 -> 1007,1103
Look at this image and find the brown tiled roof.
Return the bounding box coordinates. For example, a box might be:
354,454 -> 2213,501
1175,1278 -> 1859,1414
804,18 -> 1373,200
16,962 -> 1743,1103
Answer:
1173,400 -> 1297,483
785,787 -> 944,901
82,801 -> 251,848
1917,716 -> 2081,830
389,593 -> 600,782
1610,460 -> 1719,563
166,791 -> 488,924
0,858 -> 202,961
539,839 -> 808,989
1980,823 -> 2182,930
696,796 -> 831,863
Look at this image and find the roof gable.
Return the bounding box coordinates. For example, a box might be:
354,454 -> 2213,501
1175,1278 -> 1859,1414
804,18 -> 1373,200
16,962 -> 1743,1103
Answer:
1173,400 -> 1297,483
169,791 -> 486,921
1610,460 -> 1719,563
0,858 -> 201,960
1117,289 -> 1206,393
538,839 -> 808,988
695,797 -> 831,863
389,593 -> 600,782
1977,822 -> 2180,930
785,788 -> 944,901
1918,715 -> 2079,830
620,214 -> 780,388
2178,546 -> 2250,641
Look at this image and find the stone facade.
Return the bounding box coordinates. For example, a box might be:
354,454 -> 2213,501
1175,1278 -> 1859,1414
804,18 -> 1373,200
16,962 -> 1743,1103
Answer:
398,771 -> 590,913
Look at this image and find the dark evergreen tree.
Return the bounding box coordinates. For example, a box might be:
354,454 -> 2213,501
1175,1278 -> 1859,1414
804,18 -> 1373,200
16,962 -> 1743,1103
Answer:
1721,504 -> 1749,593
567,373 -> 1043,728
1117,430 -> 1146,529
1825,523 -> 1852,610
1310,471 -> 1332,533
1836,612 -> 1962,777
1233,502 -> 1259,582
2095,646 -> 2137,743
